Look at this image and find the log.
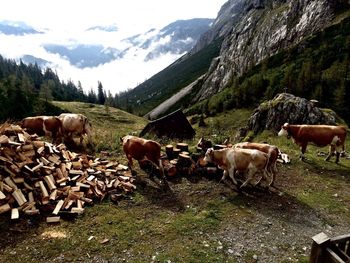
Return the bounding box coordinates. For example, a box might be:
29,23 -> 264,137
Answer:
176,143 -> 188,152
0,135 -> 9,144
165,145 -> 174,159
178,153 -> 192,166
173,148 -> 181,159
163,161 -> 177,177
4,177 -> 17,190
0,204 -> 11,214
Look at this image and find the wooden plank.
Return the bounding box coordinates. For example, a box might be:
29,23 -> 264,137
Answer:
4,177 -> 17,190
0,135 -> 9,144
44,175 -> 57,191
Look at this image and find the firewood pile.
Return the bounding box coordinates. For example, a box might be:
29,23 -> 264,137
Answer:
0,123 -> 136,223
162,142 -> 197,177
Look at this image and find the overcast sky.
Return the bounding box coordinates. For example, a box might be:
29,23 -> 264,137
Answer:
0,0 -> 227,94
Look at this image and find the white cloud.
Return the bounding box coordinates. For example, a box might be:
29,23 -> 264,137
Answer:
0,0 -> 227,95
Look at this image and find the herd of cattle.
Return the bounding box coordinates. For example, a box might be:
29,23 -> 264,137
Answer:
18,114 -> 347,190
120,123 -> 347,189
20,113 -> 92,146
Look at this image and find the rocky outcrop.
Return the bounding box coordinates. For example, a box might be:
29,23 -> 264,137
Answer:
192,0 -> 344,101
247,93 -> 341,133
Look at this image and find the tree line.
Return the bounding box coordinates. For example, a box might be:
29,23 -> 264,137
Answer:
0,55 -> 121,121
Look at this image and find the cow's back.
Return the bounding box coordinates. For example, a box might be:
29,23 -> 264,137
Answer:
122,135 -> 161,163
43,116 -> 62,133
59,113 -> 84,134
21,117 -> 45,135
230,148 -> 268,171
297,125 -> 347,147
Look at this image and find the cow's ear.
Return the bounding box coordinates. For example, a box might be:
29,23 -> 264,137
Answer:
120,137 -> 123,142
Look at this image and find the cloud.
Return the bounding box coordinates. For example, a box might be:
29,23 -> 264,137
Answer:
0,0 -> 227,94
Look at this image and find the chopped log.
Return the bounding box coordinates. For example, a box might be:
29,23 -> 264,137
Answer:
22,150 -> 36,158
0,204 -> 11,214
12,189 -> 27,206
0,190 -> 6,200
46,216 -> 60,223
71,207 -> 84,214
24,209 -> 40,215
44,175 -> 57,191
52,200 -> 64,215
173,148 -> 181,159
49,189 -> 58,201
31,162 -> 43,172
21,144 -> 34,151
4,177 -> 17,190
32,141 -> 45,148
2,183 -> 13,193
163,160 -> 177,177
13,177 -> 24,184
178,153 -> 192,166
176,143 -> 189,152
11,208 -> 19,220
165,144 -> 174,159
0,135 -> 9,144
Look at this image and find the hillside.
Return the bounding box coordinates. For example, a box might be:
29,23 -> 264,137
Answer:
118,1 -> 350,122
0,104 -> 349,262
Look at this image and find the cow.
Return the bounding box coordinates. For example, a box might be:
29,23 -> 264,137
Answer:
120,135 -> 168,189
203,147 -> 269,189
21,116 -> 62,143
59,113 -> 92,146
233,142 -> 279,186
278,123 -> 347,163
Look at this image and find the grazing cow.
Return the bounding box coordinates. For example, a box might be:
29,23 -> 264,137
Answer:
21,116 -> 62,143
203,147 -> 269,188
278,123 -> 347,163
120,135 -> 168,188
233,142 -> 279,186
59,113 -> 92,146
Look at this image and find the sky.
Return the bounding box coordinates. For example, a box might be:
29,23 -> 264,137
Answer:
0,0 -> 227,94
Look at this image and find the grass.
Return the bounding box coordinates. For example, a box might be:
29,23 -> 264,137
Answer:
1,102 -> 350,262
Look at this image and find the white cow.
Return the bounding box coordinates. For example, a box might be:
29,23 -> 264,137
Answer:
59,113 -> 92,145
204,147 -> 270,188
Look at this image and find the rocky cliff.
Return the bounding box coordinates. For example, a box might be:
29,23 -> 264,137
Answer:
192,0 -> 347,101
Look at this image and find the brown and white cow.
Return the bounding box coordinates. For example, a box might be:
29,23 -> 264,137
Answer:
278,123 -> 347,163
233,142 -> 279,186
21,116 -> 62,143
59,113 -> 92,146
120,135 -> 168,188
203,147 -> 269,188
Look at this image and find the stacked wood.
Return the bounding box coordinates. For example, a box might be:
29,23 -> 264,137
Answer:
0,123 -> 136,222
176,143 -> 188,152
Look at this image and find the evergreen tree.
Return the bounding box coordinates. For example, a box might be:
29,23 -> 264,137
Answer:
87,88 -> 97,103
97,81 -> 105,105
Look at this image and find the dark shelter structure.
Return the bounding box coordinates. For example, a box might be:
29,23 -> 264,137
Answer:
140,109 -> 195,139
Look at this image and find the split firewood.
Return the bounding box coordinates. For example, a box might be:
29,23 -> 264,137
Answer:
11,208 -> 19,220
0,190 -> 6,200
0,204 -> 11,214
46,216 -> 60,223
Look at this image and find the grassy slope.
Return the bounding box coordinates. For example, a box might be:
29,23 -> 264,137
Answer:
0,104 -> 349,262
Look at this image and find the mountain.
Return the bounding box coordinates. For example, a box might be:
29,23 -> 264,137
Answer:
119,0 -> 350,121
43,44 -> 121,68
0,20 -> 41,35
21,55 -> 50,68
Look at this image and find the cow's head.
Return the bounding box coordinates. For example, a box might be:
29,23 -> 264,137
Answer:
203,148 -> 214,163
278,123 -> 290,138
197,137 -> 212,151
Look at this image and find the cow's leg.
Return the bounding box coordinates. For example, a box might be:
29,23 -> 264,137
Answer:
241,166 -> 258,188
228,167 -> 238,185
218,170 -> 228,184
325,144 -> 335,162
127,155 -> 134,168
300,143 -> 308,161
269,164 -> 278,186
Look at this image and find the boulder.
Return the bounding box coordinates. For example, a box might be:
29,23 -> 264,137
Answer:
247,93 -> 340,133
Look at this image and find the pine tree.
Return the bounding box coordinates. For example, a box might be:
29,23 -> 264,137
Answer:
97,81 -> 105,105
